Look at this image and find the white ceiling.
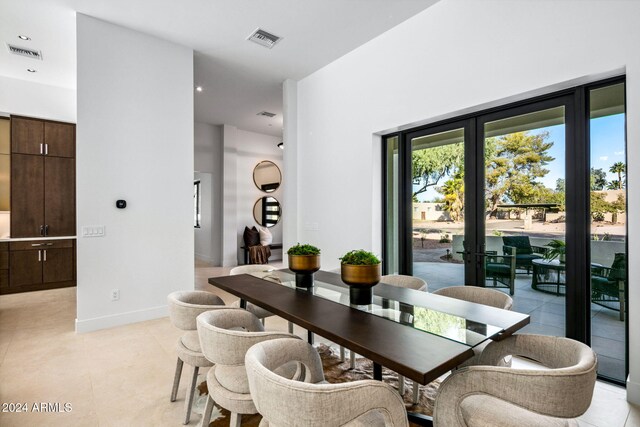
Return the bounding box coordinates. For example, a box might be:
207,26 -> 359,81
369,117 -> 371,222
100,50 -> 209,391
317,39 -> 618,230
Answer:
0,0 -> 438,136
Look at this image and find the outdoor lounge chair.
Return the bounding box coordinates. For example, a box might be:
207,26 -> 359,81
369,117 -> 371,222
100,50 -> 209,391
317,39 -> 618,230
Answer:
485,246 -> 516,295
591,252 -> 626,321
502,235 -> 546,274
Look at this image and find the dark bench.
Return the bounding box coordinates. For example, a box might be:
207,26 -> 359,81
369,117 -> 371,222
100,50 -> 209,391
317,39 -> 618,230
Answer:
241,243 -> 283,264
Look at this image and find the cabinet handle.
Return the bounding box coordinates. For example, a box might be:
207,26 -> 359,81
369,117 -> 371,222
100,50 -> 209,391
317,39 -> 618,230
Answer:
38,250 -> 42,262
43,250 -> 47,262
40,225 -> 45,236
40,143 -> 43,155
44,225 -> 49,236
44,143 -> 48,155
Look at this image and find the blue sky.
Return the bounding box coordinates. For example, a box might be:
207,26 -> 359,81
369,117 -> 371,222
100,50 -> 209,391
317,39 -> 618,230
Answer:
415,113 -> 626,202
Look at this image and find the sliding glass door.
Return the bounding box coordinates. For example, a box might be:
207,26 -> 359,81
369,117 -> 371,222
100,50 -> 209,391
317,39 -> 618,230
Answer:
383,78 -> 627,384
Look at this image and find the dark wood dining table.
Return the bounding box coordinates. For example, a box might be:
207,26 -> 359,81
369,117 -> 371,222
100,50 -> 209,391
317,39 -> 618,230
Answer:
208,269 -> 530,426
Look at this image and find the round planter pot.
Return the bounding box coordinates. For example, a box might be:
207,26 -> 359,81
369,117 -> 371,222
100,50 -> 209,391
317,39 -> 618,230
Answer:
340,263 -> 381,305
288,254 -> 321,288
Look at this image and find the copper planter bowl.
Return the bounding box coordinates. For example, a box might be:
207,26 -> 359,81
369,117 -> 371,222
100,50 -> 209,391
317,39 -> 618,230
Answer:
288,254 -> 321,274
340,263 -> 381,287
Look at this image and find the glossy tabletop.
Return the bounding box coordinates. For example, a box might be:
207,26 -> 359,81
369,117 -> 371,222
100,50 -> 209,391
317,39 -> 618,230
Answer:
208,269 -> 530,385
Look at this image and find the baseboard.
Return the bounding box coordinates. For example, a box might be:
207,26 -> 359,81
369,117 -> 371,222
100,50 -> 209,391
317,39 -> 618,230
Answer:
75,305 -> 168,333
627,375 -> 640,405
195,253 -> 214,264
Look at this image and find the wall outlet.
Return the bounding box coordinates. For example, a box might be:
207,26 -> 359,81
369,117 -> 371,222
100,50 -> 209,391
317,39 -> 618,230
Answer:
82,225 -> 106,237
110,289 -> 120,301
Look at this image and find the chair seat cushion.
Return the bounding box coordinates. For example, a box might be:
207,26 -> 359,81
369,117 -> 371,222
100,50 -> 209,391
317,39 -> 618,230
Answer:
486,263 -> 510,275
181,330 -> 202,352
207,366 -> 257,415
460,394 -> 578,427
176,339 -> 212,368
516,253 -> 542,262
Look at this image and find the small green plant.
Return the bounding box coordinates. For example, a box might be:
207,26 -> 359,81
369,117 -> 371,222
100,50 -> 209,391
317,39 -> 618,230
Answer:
339,250 -> 381,265
287,243 -> 321,256
543,239 -> 566,261
439,233 -> 451,243
492,230 -> 504,237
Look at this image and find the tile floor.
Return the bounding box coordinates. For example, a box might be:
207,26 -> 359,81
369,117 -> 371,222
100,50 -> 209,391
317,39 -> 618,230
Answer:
0,262 -> 637,426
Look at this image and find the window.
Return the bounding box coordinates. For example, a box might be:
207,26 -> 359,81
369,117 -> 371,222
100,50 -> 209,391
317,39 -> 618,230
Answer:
194,180 -> 201,228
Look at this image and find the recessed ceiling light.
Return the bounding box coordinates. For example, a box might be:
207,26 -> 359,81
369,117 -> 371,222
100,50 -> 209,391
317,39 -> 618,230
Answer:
18,35 -> 31,41
195,86 -> 203,92
26,68 -> 37,73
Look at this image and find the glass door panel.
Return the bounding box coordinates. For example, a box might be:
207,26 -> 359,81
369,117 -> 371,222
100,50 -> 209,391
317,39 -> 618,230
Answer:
384,135 -> 400,274
589,83 -> 627,382
410,128 -> 465,291
483,106 -> 567,337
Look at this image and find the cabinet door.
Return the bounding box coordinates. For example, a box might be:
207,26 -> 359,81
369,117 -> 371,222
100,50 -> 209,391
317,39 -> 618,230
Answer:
11,154 -> 45,237
11,117 -> 44,155
42,248 -> 74,284
9,250 -> 42,286
44,157 -> 76,236
44,122 -> 75,158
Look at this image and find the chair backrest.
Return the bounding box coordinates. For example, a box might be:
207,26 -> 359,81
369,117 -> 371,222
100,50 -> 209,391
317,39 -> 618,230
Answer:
245,338 -> 409,427
230,264 -> 277,275
435,334 -> 597,425
609,252 -> 626,280
380,274 -> 427,292
502,235 -> 532,254
197,309 -> 296,394
167,290 -> 225,330
432,286 -> 513,310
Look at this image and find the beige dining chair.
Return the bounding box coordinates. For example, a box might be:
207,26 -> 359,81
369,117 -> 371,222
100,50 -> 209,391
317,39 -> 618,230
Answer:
167,290 -> 225,424
432,285 -> 513,368
433,334 -> 597,426
246,337 -> 409,427
196,308 -> 298,427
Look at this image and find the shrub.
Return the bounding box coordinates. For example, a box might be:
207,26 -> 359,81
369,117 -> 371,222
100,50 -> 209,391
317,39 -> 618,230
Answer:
339,250 -> 381,265
287,243 -> 321,256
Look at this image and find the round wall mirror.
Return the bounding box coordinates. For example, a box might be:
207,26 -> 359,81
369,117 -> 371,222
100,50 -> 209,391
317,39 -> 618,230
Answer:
253,161 -> 282,193
253,196 -> 281,227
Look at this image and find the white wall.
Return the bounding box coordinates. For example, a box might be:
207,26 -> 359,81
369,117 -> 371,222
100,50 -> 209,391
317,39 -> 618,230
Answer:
195,122 -> 223,265
221,125 -> 283,265
291,0 -> 640,402
0,75 -> 75,122
76,14 -> 194,332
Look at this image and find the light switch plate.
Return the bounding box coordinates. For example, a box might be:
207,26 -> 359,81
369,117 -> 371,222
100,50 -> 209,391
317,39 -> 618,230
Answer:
82,225 -> 105,237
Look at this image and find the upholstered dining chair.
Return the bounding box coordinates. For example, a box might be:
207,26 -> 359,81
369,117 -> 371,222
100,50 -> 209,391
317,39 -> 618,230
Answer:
245,337 -> 409,427
197,308 -> 298,427
228,264 -> 295,333
433,334 -> 597,426
432,285 -> 513,368
167,290 -> 225,424
342,274 -> 427,404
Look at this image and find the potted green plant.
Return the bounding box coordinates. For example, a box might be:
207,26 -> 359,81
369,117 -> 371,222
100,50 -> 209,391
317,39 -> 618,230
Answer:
339,250 -> 382,304
543,239 -> 566,263
287,243 -> 321,288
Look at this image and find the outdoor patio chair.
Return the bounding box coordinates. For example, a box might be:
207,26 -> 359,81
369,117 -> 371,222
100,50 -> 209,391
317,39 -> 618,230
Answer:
591,252 -> 626,321
485,247 -> 516,295
502,235 -> 546,274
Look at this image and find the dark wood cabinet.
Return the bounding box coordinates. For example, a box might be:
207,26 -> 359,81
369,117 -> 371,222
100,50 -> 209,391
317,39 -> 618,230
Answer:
11,116 -> 44,155
0,243 -> 8,290
4,239 -> 75,294
10,116 -> 76,238
11,116 -> 75,158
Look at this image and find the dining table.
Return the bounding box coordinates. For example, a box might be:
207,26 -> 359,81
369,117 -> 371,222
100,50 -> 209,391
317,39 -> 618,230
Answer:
208,269 -> 530,426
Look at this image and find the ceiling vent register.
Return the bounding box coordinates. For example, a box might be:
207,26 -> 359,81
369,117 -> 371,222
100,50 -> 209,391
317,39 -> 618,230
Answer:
257,111 -> 277,118
6,44 -> 43,60
247,28 -> 282,49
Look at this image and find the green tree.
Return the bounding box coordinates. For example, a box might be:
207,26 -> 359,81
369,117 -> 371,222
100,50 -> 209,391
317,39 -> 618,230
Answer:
484,131 -> 554,217
607,180 -> 621,190
590,192 -> 614,221
412,143 -> 464,199
437,172 -> 464,222
590,168 -> 607,191
609,162 -> 626,189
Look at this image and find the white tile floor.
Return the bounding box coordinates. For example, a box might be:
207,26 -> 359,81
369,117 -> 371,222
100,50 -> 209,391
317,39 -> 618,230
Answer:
0,261 -> 637,426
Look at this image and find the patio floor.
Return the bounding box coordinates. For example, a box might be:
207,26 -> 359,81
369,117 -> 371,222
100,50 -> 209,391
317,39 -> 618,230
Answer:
413,261 -> 626,382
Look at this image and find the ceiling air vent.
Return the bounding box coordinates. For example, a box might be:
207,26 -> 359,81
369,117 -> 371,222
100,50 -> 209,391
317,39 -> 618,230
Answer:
257,111 -> 277,118
247,28 -> 282,49
6,43 -> 43,60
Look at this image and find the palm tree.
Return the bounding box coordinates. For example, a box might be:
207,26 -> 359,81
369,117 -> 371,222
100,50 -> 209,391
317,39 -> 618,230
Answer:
609,162 -> 626,190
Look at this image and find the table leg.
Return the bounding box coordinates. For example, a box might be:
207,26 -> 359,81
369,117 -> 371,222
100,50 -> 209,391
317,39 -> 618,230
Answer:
307,331 -> 314,345
240,299 -> 247,309
373,362 -> 382,380
408,413 -> 434,426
